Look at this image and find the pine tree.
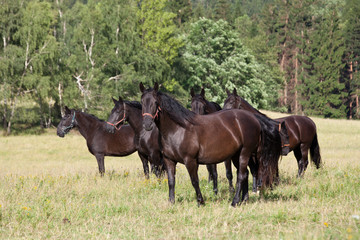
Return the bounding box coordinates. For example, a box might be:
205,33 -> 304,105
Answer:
343,0 -> 360,118
301,6 -> 346,118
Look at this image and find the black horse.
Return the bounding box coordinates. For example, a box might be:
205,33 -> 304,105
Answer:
140,83 -> 282,206
190,88 -> 234,193
56,106 -> 138,176
223,88 -> 321,177
106,97 -> 165,177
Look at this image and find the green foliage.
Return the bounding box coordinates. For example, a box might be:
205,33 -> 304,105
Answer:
300,6 -> 346,118
180,18 -> 269,108
137,0 -> 183,64
0,0 -> 359,134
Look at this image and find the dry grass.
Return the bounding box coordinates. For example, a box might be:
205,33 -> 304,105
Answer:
0,112 -> 359,239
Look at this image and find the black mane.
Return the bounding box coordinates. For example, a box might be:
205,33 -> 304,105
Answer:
157,91 -> 197,127
75,110 -> 105,123
211,101 -> 222,111
124,100 -> 142,110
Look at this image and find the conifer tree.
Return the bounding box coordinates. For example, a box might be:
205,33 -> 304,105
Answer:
343,0 -> 360,118
301,6 -> 346,118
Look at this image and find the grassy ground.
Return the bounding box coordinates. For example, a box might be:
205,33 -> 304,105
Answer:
0,112 -> 359,239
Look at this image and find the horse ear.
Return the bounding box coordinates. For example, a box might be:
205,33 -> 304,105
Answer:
233,88 -> 237,96
65,106 -> 71,115
118,96 -> 123,103
154,82 -> 159,92
226,89 -> 231,96
112,97 -> 117,104
139,82 -> 145,93
200,88 -> 205,97
190,88 -> 195,97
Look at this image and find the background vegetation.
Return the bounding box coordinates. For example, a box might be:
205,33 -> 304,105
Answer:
1,0 -> 360,135
0,111 -> 359,239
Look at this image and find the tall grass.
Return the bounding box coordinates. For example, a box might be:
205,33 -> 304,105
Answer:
0,113 -> 359,239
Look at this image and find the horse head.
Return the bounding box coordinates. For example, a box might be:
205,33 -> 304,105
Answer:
57,106 -> 76,137
106,96 -> 127,133
140,82 -> 161,131
190,87 -> 208,115
223,88 -> 241,110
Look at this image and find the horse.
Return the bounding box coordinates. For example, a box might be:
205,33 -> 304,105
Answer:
105,97 -> 166,177
190,87 -> 234,193
223,88 -> 321,177
56,106 -> 138,176
140,82 -> 282,206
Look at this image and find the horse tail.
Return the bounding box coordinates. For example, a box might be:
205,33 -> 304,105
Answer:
255,114 -> 282,187
310,132 -> 321,169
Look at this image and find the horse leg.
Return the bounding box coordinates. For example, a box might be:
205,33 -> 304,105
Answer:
164,157 -> 177,204
232,150 -> 251,207
224,159 -> 234,193
95,154 -> 105,177
300,144 -> 310,175
151,151 -> 163,178
185,159 -> 205,206
206,164 -> 218,195
294,145 -> 309,177
138,153 -> 150,179
248,156 -> 258,193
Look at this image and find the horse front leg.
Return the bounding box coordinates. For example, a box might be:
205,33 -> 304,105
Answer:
185,159 -> 204,206
164,157 -> 177,204
138,152 -> 150,179
95,154 -> 105,177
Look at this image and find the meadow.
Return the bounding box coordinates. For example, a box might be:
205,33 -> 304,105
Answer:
0,111 -> 359,239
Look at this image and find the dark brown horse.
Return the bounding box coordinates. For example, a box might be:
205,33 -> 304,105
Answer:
56,106 -> 138,176
106,97 -> 165,177
223,88 -> 321,177
190,88 -> 234,193
140,83 -> 282,206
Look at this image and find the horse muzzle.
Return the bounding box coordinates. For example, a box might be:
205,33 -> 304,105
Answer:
142,117 -> 154,131
105,123 -> 116,133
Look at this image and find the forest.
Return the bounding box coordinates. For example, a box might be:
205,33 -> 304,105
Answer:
1,0 -> 359,135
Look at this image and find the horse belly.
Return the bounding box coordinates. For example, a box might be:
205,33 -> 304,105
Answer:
197,134 -> 240,164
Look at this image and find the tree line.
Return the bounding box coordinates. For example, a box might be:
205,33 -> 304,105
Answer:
1,0 -> 359,135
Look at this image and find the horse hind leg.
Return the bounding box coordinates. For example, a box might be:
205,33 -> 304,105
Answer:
232,150 -> 251,207
248,156 -> 258,193
294,145 -> 309,177
206,164 -> 218,195
224,159 -> 235,193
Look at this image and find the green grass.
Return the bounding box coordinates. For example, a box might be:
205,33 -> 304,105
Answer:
0,112 -> 359,239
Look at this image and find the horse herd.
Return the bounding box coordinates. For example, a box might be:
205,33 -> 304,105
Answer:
57,83 -> 322,207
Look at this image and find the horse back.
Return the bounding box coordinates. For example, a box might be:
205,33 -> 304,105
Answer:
193,109 -> 261,163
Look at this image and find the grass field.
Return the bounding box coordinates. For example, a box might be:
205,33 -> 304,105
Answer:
0,111 -> 359,239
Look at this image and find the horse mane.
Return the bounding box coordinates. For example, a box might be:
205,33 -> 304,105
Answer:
157,91 -> 197,127
74,110 -> 104,123
239,97 -> 265,116
239,97 -> 280,123
211,101 -> 222,111
124,100 -> 142,110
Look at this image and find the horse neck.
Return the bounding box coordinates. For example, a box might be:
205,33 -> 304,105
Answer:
156,111 -> 184,139
241,99 -> 262,115
125,104 -> 143,134
75,112 -> 101,140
